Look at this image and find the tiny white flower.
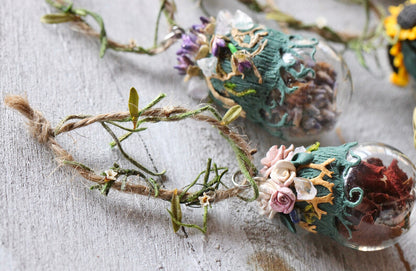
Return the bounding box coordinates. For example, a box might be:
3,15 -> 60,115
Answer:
198,192 -> 212,207
128,39 -> 137,48
316,16 -> 327,29
104,169 -> 118,181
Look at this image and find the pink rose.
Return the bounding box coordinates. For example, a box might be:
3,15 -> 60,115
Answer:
260,145 -> 307,178
269,186 -> 296,214
260,145 -> 295,177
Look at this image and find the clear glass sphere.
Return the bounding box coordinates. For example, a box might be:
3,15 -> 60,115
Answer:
339,143 -> 416,251
264,39 -> 352,141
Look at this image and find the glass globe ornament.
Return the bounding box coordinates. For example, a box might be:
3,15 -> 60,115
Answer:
175,10 -> 352,140
257,142 -> 415,251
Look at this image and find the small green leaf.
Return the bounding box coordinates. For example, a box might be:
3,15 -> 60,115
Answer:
101,180 -> 114,196
227,43 -> 238,54
99,36 -> 108,58
221,105 -> 242,125
170,189 -> 182,233
40,13 -> 77,24
128,87 -> 139,129
307,142 -> 320,152
110,132 -> 133,148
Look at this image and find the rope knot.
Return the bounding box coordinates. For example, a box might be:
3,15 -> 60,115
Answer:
30,109 -> 54,144
5,95 -> 54,144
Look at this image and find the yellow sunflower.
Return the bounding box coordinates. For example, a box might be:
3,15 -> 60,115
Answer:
384,0 -> 416,86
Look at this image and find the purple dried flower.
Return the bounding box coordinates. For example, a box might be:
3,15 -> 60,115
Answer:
211,37 -> 226,57
176,48 -> 190,56
174,55 -> 194,74
174,16 -> 211,75
192,25 -> 204,33
174,33 -> 202,75
200,16 -> 210,24
237,60 -> 252,72
192,16 -> 210,32
180,33 -> 200,54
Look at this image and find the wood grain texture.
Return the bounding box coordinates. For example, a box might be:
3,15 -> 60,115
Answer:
1,0 -> 415,270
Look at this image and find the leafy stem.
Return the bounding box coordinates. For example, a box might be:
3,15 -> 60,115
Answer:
42,0 -> 181,57
167,205 -> 208,234
101,122 -> 166,176
17,90 -> 259,235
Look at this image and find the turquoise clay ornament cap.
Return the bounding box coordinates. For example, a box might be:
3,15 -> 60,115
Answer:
257,142 -> 416,251
175,10 -> 352,140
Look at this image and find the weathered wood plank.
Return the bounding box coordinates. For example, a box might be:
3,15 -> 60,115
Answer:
1,0 -> 415,270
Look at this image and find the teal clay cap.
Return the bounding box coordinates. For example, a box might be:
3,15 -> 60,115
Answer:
258,142 -> 416,251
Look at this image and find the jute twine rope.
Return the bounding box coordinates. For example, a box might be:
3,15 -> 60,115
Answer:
5,95 -> 256,203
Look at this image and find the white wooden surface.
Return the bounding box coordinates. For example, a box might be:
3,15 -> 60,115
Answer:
1,0 -> 416,270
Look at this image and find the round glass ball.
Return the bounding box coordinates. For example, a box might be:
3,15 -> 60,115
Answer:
207,33 -> 353,141
339,143 -> 416,251
265,39 -> 352,141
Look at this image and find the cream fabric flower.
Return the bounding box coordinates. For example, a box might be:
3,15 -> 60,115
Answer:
258,145 -> 317,219
269,161 -> 317,201
269,160 -> 296,187
258,180 -> 279,219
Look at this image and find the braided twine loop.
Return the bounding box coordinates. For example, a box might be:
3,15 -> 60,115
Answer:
5,95 -> 258,203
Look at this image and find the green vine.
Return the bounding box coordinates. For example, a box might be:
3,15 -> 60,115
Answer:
5,89 -> 258,234
41,0 -> 180,57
